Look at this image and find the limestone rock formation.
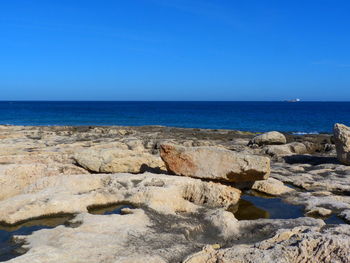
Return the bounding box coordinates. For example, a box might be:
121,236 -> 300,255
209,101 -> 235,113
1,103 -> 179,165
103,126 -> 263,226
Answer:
8,213 -> 327,263
334,123 -> 350,165
160,144 -> 270,183
0,173 -> 241,225
0,160 -> 88,201
184,224 -> 350,263
0,125 -> 349,263
73,148 -> 166,173
252,178 -> 294,196
249,131 -> 287,146
264,142 -> 308,157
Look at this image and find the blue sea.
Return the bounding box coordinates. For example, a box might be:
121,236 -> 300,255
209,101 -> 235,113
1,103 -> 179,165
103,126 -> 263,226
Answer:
0,101 -> 349,133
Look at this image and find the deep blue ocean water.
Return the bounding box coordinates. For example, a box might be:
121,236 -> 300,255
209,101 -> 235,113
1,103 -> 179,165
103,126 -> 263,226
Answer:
0,101 -> 349,133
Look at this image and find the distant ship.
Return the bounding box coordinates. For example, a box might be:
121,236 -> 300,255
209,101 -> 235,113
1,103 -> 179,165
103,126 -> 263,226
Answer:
285,98 -> 301,102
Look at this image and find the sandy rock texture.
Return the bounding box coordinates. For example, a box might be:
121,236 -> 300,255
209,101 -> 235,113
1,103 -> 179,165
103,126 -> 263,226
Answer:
7,210 -> 329,263
73,148 -> 165,173
184,224 -> 350,263
334,123 -> 350,165
0,173 -> 241,225
249,131 -> 287,146
252,178 -> 294,196
160,144 -> 270,183
0,125 -> 349,263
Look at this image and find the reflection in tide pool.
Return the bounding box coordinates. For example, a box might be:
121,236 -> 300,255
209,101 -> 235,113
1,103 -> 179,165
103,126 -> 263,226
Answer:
0,215 -> 73,262
88,204 -> 134,215
230,191 -> 346,224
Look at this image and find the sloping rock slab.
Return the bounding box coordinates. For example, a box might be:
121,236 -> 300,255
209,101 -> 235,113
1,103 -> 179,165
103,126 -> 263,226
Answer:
160,144 -> 270,183
74,148 -> 165,173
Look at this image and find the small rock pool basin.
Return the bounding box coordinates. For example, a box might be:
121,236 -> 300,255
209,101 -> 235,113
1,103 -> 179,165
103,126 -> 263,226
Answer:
230,190 -> 346,224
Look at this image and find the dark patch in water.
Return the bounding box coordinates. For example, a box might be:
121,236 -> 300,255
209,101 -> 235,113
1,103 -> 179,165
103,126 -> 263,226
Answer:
310,214 -> 347,225
230,192 -> 304,220
230,191 -> 348,224
88,204 -> 134,215
229,199 -> 269,220
0,215 -> 72,262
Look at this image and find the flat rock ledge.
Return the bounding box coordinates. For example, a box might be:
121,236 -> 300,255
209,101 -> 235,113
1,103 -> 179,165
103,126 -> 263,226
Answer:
0,173 -> 241,225
160,144 -> 270,183
7,205 -> 330,263
73,148 -> 165,173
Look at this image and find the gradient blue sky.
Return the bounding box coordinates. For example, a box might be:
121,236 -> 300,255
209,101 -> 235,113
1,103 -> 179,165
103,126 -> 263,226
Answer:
1,0 -> 349,101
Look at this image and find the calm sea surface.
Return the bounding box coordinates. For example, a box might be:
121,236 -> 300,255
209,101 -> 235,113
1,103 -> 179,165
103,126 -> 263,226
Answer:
0,101 -> 349,133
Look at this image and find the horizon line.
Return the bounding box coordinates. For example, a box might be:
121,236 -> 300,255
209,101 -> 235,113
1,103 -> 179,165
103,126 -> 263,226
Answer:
1,100 -> 350,102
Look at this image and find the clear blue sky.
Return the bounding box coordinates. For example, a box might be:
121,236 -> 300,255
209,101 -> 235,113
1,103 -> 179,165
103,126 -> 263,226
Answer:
1,0 -> 349,101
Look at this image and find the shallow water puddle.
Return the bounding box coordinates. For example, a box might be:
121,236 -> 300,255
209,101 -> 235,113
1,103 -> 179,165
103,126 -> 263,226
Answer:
0,215 -> 72,262
230,191 -> 346,224
88,204 -> 134,215
230,192 -> 304,220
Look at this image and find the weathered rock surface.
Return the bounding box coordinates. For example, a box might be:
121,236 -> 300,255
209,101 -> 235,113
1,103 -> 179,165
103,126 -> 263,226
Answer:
270,161 -> 350,222
0,125 -> 349,263
160,144 -> 270,183
249,131 -> 287,146
73,148 -> 166,173
252,178 -> 294,196
0,158 -> 88,201
0,173 -> 241,225
184,224 -> 350,263
265,142 -> 308,157
334,123 -> 350,165
7,209 -> 325,263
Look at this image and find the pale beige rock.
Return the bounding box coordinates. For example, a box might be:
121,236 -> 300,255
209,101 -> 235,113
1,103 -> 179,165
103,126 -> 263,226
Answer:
0,173 -> 241,225
185,224 -> 350,263
250,131 -> 287,146
160,144 -> 270,183
306,207 -> 332,217
73,148 -> 165,173
265,142 -> 308,157
252,178 -> 294,196
334,123 -> 350,165
7,210 -> 326,263
0,163 -> 88,201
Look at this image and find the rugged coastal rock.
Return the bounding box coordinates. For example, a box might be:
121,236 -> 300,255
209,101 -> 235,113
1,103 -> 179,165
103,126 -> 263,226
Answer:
0,125 -> 349,263
249,131 -> 287,146
264,142 -> 308,157
0,173 -> 241,225
160,144 -> 270,183
252,178 -> 294,196
334,123 -> 350,165
7,210 -> 328,263
184,224 -> 350,263
73,148 -> 165,173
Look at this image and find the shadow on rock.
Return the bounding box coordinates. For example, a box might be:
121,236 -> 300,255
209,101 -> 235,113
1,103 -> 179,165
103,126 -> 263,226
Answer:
283,155 -> 340,165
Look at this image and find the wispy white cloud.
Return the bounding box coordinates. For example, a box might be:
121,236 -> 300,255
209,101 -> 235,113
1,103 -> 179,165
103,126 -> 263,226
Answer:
1,18 -> 164,43
311,60 -> 350,68
148,0 -> 243,29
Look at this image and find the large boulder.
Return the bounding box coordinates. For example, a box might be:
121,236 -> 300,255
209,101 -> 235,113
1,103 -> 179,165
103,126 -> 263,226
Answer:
160,144 -> 270,183
334,123 -> 350,165
74,148 -> 166,173
249,131 -> 287,146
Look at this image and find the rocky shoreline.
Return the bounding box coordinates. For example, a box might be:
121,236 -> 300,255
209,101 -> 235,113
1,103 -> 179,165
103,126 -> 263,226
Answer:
0,124 -> 349,262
